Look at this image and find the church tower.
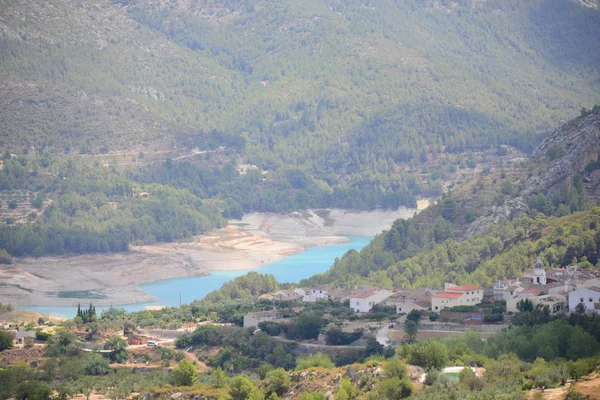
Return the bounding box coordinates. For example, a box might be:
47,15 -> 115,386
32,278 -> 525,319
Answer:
532,256 -> 547,285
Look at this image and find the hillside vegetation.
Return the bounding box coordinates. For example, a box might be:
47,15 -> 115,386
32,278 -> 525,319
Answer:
1,1 -> 600,259
1,0 -> 600,206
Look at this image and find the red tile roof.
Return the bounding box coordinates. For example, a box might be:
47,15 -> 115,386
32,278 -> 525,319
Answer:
447,285 -> 482,292
521,289 -> 542,294
433,292 -> 464,299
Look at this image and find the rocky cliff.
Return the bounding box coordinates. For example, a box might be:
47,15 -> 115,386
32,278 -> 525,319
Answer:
464,108 -> 600,238
528,108 -> 600,196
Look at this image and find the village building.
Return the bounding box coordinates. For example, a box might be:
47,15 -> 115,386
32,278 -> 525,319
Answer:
12,328 -> 36,346
530,257 -> 547,285
350,286 -> 393,313
574,277 -> 600,290
302,286 -> 331,302
568,287 -> 600,314
384,287 -> 436,314
243,310 -> 282,328
259,290 -> 301,302
506,293 -> 566,314
294,288 -> 308,298
431,283 -> 483,311
492,279 -> 523,300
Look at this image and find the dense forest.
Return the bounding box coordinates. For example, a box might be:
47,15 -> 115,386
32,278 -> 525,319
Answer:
0,0 -> 599,259
1,0 -> 599,237
300,203 -> 600,291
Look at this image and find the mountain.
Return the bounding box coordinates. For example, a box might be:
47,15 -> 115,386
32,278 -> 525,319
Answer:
2,1 -> 600,172
1,0 -> 600,259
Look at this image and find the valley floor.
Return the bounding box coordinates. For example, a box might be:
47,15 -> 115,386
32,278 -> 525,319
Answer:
0,207 -> 423,307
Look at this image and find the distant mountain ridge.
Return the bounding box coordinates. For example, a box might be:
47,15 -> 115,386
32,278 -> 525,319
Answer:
1,0 -> 599,162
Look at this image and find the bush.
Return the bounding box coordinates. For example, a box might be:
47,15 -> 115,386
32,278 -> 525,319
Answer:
266,368 -> 291,396
404,340 -> 449,370
35,330 -> 50,342
284,312 -> 325,340
191,324 -> 221,346
172,360 -> 197,386
296,354 -> 335,370
324,327 -> 363,346
406,310 -> 422,322
259,363 -> 275,379
368,377 -> 412,399
84,353 -> 109,376
15,381 -> 52,400
0,330 -> 13,351
424,368 -> 439,385
229,376 -> 260,400
175,334 -> 192,349
258,321 -> 282,336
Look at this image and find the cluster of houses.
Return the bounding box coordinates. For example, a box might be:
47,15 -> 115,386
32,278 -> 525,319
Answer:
244,257 -> 600,327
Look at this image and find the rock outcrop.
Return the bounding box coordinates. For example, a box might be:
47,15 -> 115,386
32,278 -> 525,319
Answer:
528,110 -> 600,196
465,109 -> 600,238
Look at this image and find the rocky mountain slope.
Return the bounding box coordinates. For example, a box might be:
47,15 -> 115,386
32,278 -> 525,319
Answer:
464,107 -> 600,237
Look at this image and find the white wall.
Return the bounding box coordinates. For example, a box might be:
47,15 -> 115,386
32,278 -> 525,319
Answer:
351,290 -> 392,313
569,288 -> 600,314
303,288 -> 329,302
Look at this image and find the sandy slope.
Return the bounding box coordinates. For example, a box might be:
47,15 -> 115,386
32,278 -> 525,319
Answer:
0,207 -> 423,307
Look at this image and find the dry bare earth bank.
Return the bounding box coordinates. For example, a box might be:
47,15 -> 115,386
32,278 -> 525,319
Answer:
0,205 -> 427,307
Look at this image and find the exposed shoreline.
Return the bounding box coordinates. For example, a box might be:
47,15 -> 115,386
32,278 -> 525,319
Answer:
1,206 -> 426,308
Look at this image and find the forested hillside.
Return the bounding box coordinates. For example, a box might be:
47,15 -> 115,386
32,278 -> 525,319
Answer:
301,107 -> 600,290
1,0 -> 600,258
2,0 -> 600,196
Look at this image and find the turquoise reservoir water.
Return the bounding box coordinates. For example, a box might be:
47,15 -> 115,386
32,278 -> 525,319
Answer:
22,236 -> 371,319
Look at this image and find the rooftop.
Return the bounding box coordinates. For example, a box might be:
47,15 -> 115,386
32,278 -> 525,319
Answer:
447,285 -> 482,292
351,286 -> 390,299
433,292 -> 464,299
521,288 -> 542,295
246,310 -> 280,318
13,330 -> 36,339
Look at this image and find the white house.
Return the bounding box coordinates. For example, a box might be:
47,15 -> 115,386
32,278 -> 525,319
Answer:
294,288 -> 308,298
506,293 -> 566,314
431,284 -> 483,311
302,286 -> 330,302
493,279 -> 523,300
384,288 -> 435,314
574,278 -> 600,290
568,287 -> 600,314
350,287 -> 393,313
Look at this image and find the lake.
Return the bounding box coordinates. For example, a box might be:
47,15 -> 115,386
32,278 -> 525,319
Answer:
22,236 -> 372,319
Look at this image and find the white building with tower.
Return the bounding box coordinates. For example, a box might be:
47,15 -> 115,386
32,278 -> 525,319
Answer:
530,257 -> 547,285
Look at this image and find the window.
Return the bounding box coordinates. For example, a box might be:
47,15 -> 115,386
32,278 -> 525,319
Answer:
590,298 -> 594,303
581,298 -> 584,302
356,301 -> 359,306
320,290 -> 322,294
